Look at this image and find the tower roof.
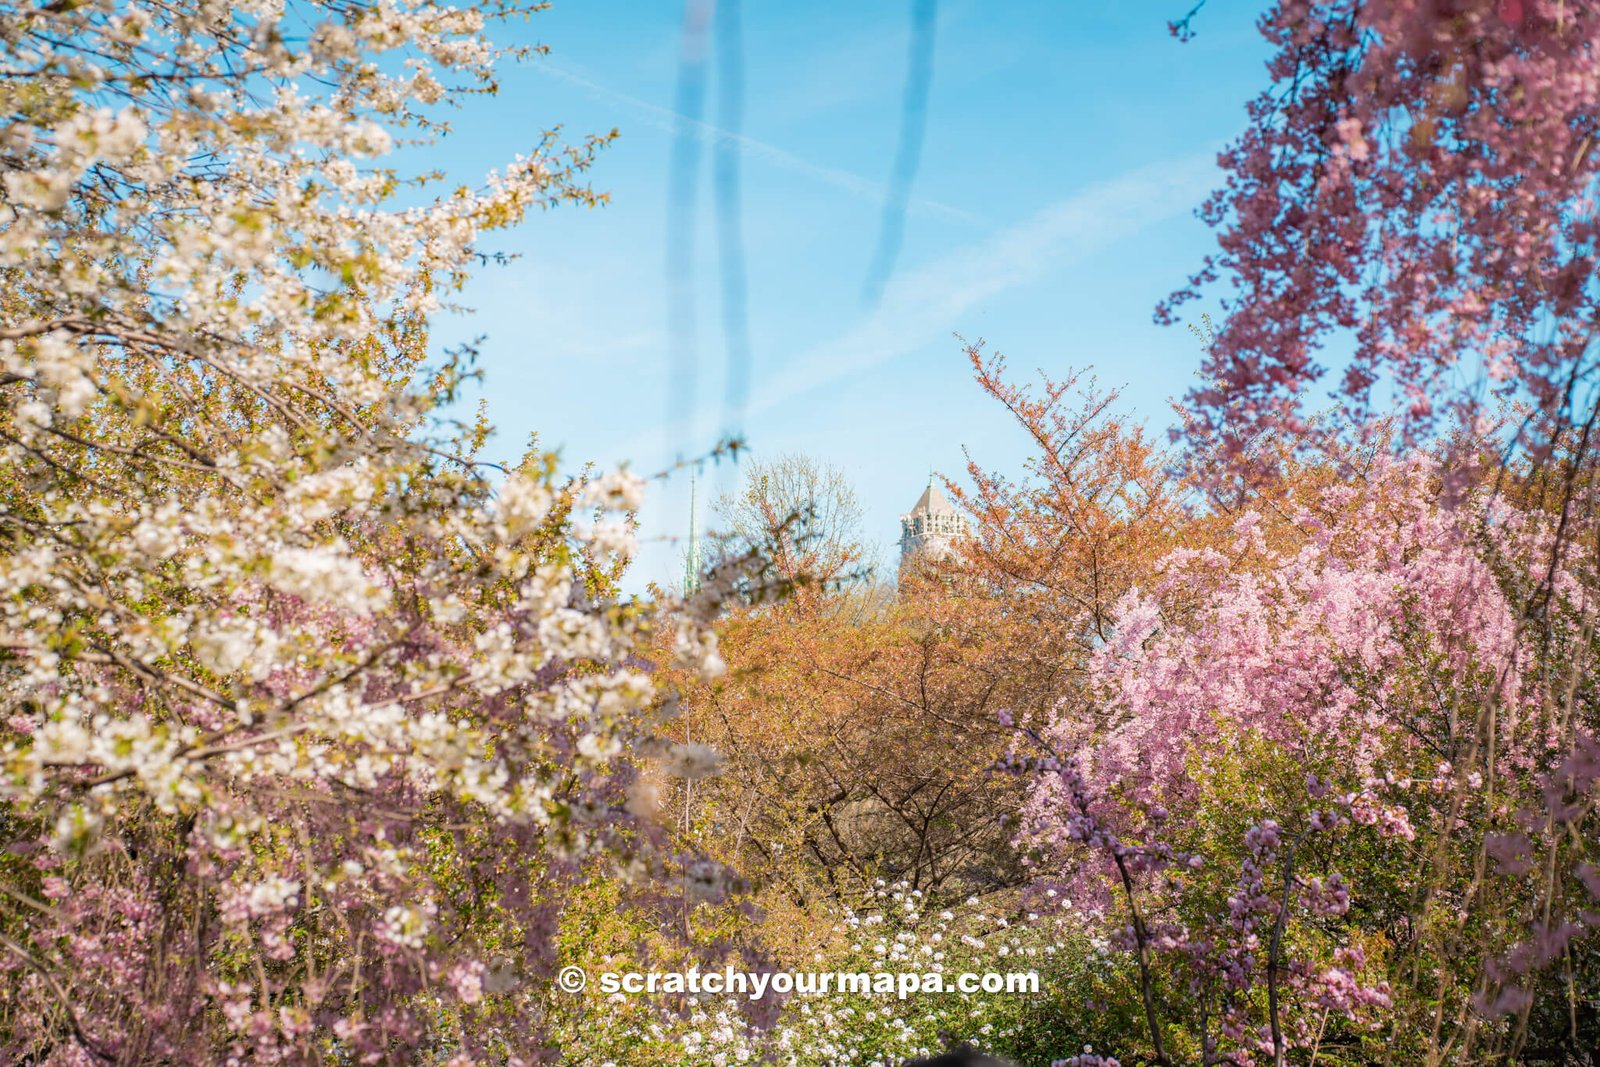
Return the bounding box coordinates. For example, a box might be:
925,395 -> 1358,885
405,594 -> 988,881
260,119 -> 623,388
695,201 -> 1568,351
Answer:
907,479 -> 959,518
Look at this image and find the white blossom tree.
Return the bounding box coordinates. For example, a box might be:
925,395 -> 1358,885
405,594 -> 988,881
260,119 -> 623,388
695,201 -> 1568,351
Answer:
0,2 -> 726,1061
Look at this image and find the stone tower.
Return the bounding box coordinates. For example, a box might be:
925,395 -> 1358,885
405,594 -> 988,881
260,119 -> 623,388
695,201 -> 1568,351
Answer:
899,476 -> 968,573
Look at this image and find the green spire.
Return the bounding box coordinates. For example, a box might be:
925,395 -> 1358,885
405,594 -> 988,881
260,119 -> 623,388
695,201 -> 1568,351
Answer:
684,469 -> 702,595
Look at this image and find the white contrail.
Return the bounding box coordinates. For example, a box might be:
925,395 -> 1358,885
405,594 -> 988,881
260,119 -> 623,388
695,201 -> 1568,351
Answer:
617,149 -> 1219,460
531,59 -> 981,225
744,151 -> 1219,414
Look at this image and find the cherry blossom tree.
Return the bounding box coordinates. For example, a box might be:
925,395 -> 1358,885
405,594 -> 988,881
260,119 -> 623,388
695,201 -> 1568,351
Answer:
0,2 -> 727,1062
1163,0 -> 1600,465
1133,13 -> 1600,1049
1016,447 -> 1600,1064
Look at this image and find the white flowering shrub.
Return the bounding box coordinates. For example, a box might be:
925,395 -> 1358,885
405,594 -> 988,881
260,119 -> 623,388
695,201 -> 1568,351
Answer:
551,880 -> 1115,1067
0,1 -> 729,1061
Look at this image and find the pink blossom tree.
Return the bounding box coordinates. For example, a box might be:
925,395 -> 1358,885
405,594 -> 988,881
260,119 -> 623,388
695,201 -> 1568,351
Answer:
1016,450 -> 1600,1063
1162,1 -> 1600,464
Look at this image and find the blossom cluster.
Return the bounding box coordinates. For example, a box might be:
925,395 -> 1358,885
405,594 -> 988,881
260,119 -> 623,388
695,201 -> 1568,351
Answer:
1014,453 -> 1600,1062
0,1 -> 728,1061
559,882 -> 1054,1067
1161,0 -> 1600,461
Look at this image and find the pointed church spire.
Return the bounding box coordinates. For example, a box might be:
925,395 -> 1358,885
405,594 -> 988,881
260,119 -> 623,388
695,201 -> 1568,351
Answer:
899,469 -> 968,575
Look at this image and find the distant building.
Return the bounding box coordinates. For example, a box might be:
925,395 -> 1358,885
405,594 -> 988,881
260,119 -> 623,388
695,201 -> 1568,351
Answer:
898,477 -> 969,575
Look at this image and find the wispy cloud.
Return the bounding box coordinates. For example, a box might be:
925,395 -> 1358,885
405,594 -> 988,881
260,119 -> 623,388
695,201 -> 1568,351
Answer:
744,151 -> 1218,414
623,151 -> 1218,462
531,60 -> 981,225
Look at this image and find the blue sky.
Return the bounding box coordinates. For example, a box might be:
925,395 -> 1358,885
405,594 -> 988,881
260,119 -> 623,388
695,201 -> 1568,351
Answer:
427,1 -> 1274,591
